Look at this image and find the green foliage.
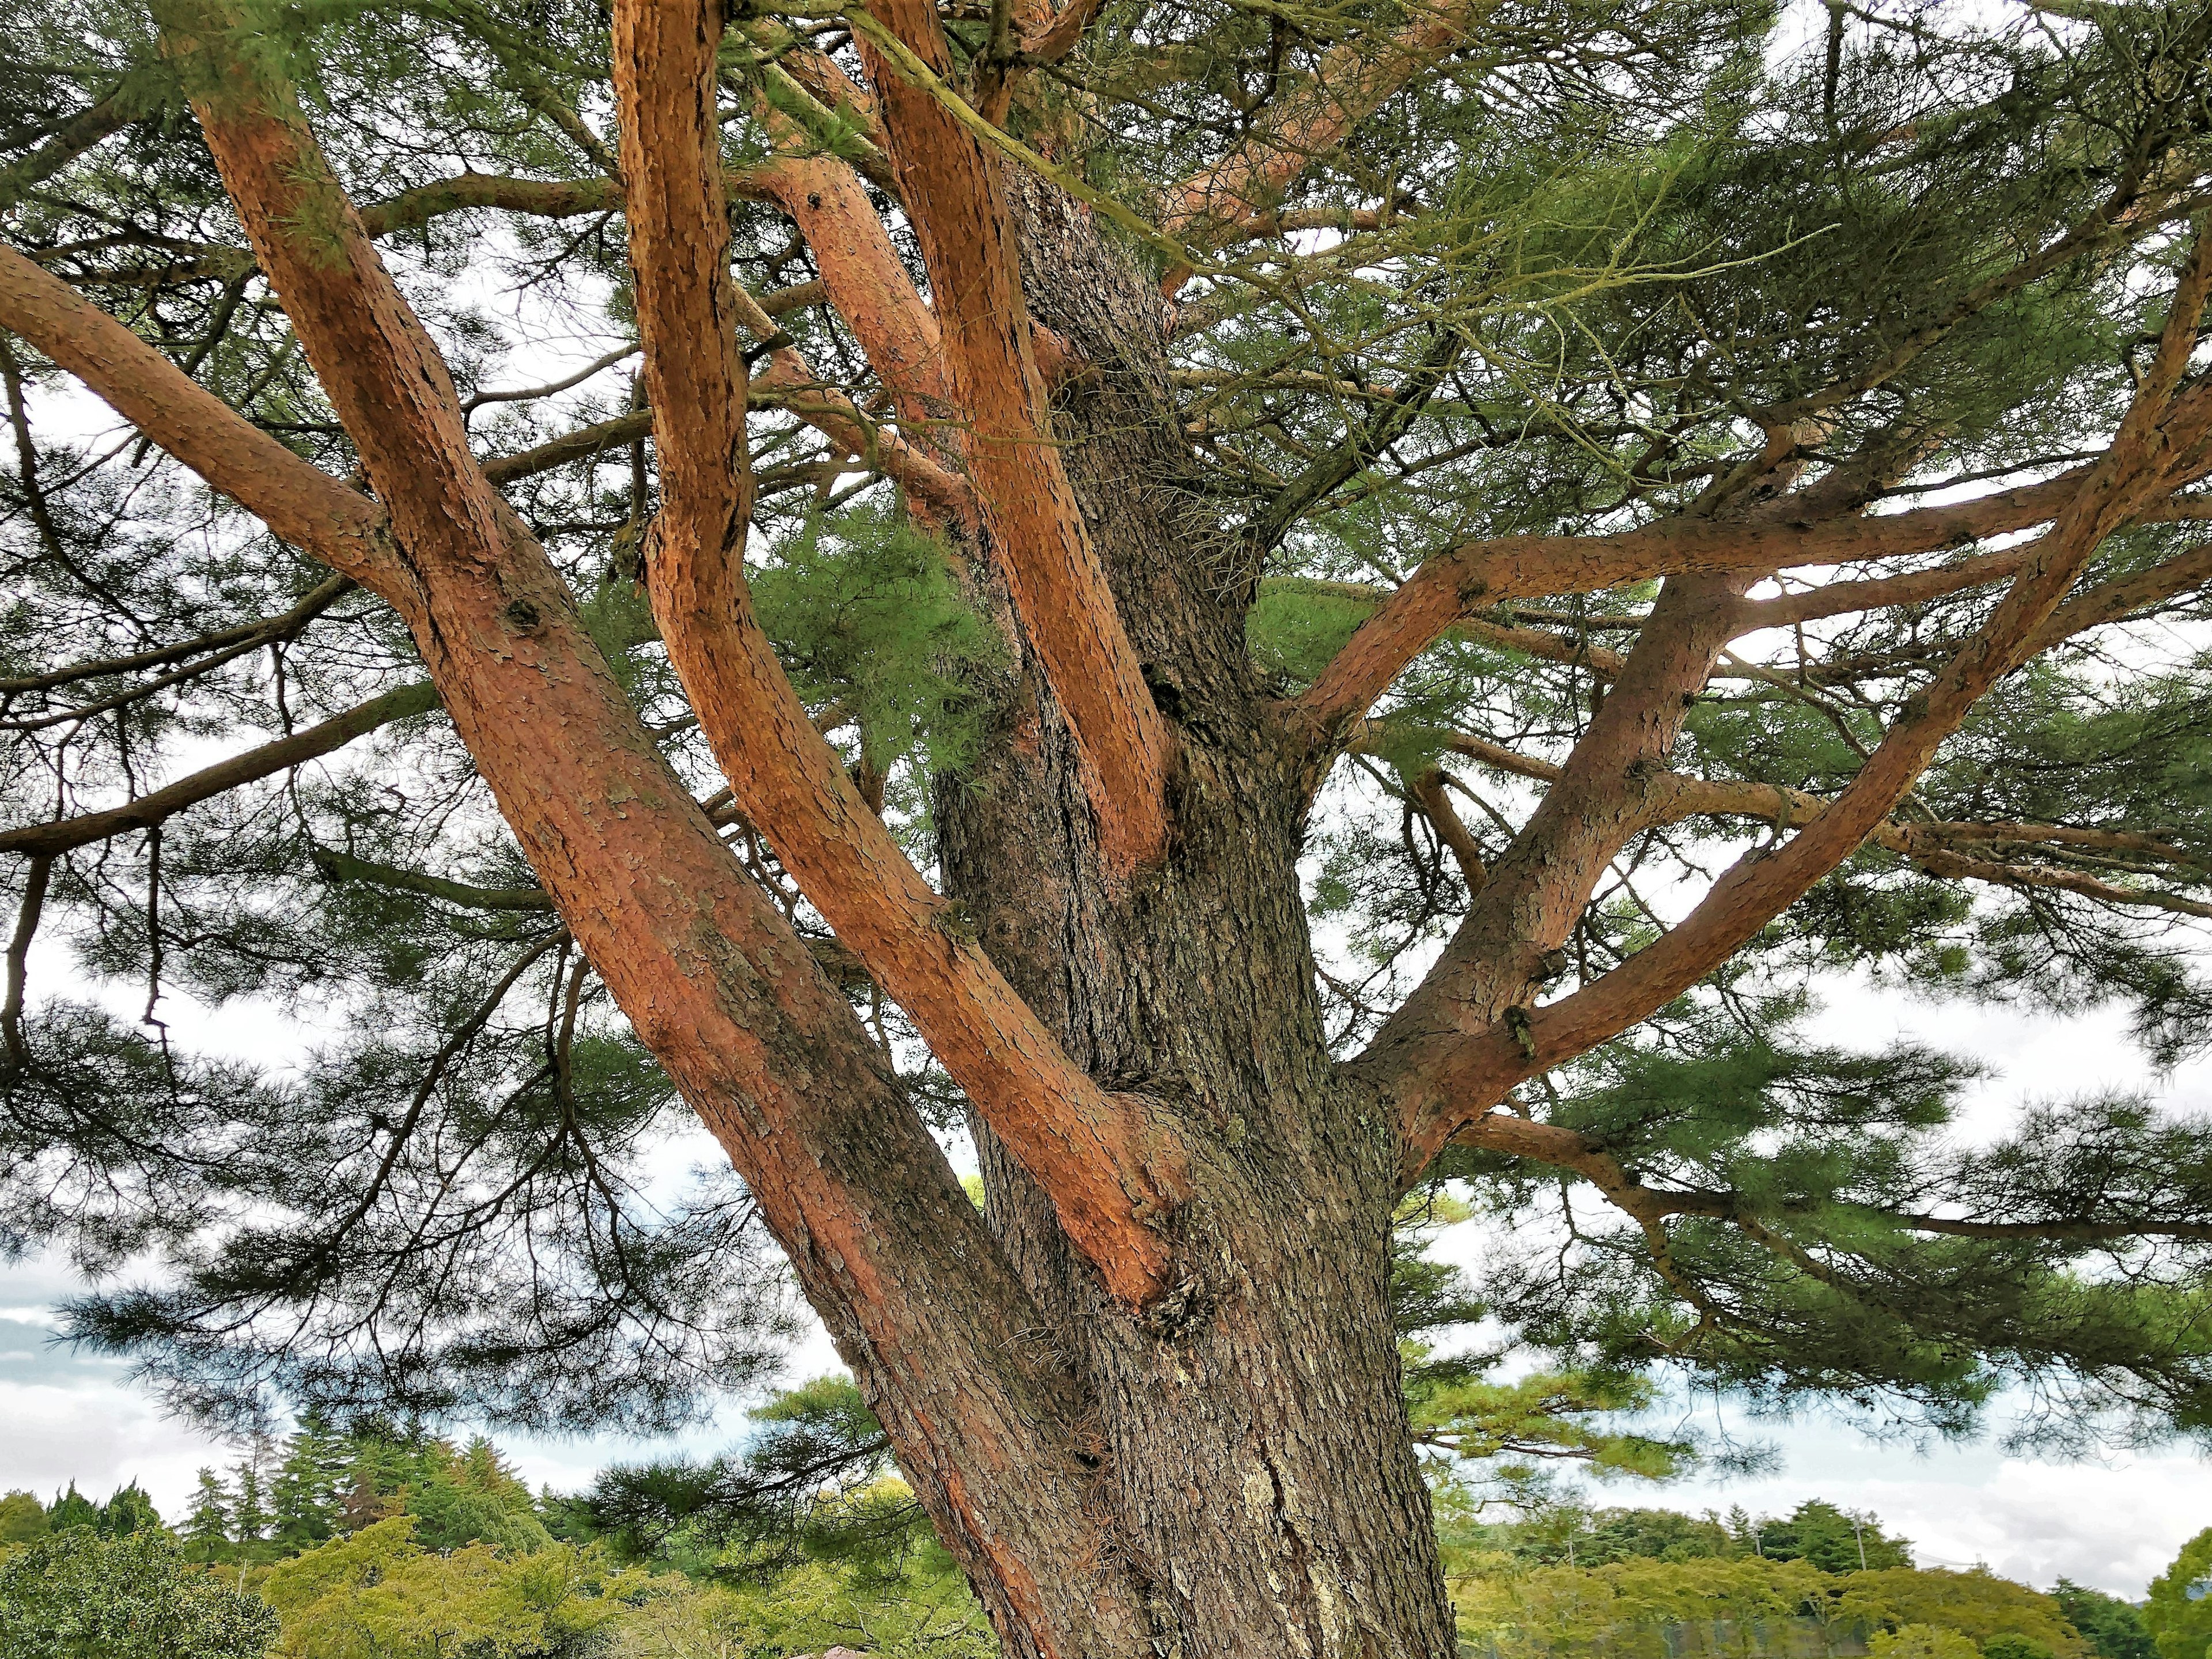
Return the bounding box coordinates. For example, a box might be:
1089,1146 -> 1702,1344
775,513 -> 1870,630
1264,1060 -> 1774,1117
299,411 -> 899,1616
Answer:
0,1527 -> 278,1659
2146,1529 -> 2212,1659
584,1376 -> 916,1581
44,1485 -> 99,1534
1451,1554 -> 2089,1659
609,1535 -> 997,1659
2053,1581 -> 2158,1659
752,503 -> 1006,784
1872,1626 -> 1985,1659
99,1482 -> 165,1540
0,1491 -> 48,1546
1755,1503 -> 1912,1575
261,1517 -> 649,1659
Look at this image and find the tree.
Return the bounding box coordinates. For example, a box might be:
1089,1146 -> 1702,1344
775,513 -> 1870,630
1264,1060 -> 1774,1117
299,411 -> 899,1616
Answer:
5,0 -> 2212,1656
2146,1529 -> 2212,1659
43,1486 -> 98,1535
183,1469 -> 234,1562
1757,1501 -> 1913,1574
97,1482 -> 165,1539
260,1516 -> 650,1659
2054,1580 -> 2159,1659
0,1492 -> 47,1546
0,1527 -> 278,1659
231,1448 -> 271,1552
268,1411 -> 344,1550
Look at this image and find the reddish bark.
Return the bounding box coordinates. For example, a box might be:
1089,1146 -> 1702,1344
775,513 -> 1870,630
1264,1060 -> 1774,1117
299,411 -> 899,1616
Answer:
859,0 -> 1175,870
611,0 -> 1184,1305
131,9 -> 1169,1649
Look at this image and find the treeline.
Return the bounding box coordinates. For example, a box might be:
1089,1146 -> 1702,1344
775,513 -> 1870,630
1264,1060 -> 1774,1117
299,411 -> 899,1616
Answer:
2,1390 -> 2207,1659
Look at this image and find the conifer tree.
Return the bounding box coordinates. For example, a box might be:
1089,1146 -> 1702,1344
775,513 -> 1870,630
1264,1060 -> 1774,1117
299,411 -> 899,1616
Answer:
227,1446 -> 268,1551
7,0 -> 2212,1654
269,1408 -> 343,1548
43,1485 -> 97,1535
181,1469 -> 232,1561
96,1482 -> 162,1539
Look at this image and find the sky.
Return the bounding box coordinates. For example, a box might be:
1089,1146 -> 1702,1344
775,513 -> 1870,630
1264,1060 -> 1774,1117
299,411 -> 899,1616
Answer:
3,965 -> 2207,1598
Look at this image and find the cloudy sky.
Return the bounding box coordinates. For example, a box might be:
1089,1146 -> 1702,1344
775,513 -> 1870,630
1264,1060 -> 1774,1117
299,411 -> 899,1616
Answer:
3,964 -> 2207,1597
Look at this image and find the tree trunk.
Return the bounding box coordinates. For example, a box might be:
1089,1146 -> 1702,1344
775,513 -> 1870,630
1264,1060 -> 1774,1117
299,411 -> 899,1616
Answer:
865,182 -> 1462,1659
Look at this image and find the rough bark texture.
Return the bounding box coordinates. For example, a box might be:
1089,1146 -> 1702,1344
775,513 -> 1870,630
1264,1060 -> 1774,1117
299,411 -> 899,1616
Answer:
926,181 -> 1460,1659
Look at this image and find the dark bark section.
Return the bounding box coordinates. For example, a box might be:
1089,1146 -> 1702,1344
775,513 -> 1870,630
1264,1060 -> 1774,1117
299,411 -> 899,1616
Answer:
926,181 -> 1460,1659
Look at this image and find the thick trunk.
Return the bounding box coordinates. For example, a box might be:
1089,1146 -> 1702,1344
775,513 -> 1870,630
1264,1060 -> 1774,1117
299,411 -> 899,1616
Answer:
880,183 -> 1460,1659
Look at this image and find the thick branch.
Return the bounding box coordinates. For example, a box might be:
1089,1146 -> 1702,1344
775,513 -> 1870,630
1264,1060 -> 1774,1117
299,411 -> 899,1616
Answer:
860,0 -> 1175,869
1361,572 -> 1755,1089
1158,0 -> 1482,285
0,247 -> 392,585
614,0 -> 1180,1304
1384,228 -> 2212,1175
1297,417 -> 2212,741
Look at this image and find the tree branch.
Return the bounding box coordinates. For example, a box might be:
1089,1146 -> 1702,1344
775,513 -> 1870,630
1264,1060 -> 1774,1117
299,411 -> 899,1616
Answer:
0,248 -> 392,586
614,0 -> 1182,1304
0,683 -> 440,859
1158,0 -> 1484,290
857,0 -> 1176,870
1295,411 -> 2212,744
1382,225 -> 2212,1177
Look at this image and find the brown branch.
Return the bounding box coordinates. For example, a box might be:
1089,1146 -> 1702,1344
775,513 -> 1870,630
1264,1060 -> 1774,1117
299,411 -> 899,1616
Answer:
1018,0 -> 1115,62
752,142 -> 950,416
2,855 -> 51,1063
859,0 -> 1175,870
0,573 -> 353,697
1904,846 -> 2212,919
1737,544 -> 2036,629
0,682 -> 440,859
615,0 -> 1181,1304
1384,225 -> 2212,1177
1361,572 -> 1756,1094
1409,768 -> 1487,893
0,84 -> 142,212
1296,411 -> 2212,743
1158,0 -> 1483,288
1444,1116 -> 2212,1253
0,248 -> 392,585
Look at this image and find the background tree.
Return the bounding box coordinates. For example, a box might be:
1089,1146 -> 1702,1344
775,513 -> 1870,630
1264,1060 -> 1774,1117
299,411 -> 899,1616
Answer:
2146,1529 -> 2212,1659
6,0 -> 2212,1654
2054,1581 -> 2160,1659
182,1469 -> 234,1563
0,1527 -> 279,1659
43,1486 -> 98,1535
0,1492 -> 47,1547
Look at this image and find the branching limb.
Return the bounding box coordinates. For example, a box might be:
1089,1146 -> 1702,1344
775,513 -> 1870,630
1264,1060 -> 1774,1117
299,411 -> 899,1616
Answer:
0,248 -> 392,586
1158,0 -> 1487,290
613,0 -> 1183,1304
1384,224 -> 2212,1178
858,0 -> 1176,870
0,681 -> 440,859
1294,396 -> 2212,748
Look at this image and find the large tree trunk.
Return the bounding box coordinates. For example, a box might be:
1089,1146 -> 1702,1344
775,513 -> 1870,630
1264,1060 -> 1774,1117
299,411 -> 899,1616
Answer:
862,182 -> 1462,1659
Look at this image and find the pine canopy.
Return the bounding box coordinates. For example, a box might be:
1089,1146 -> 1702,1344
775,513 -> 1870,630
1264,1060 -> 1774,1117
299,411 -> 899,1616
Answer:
3,0 -> 2212,1615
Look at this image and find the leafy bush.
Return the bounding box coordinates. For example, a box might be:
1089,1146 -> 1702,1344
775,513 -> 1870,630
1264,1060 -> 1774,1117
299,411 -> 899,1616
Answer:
260,1517 -> 652,1659
0,1527 -> 278,1659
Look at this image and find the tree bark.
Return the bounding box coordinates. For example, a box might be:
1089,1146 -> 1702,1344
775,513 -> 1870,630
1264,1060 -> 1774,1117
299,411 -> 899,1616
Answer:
910,178 -> 1460,1659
